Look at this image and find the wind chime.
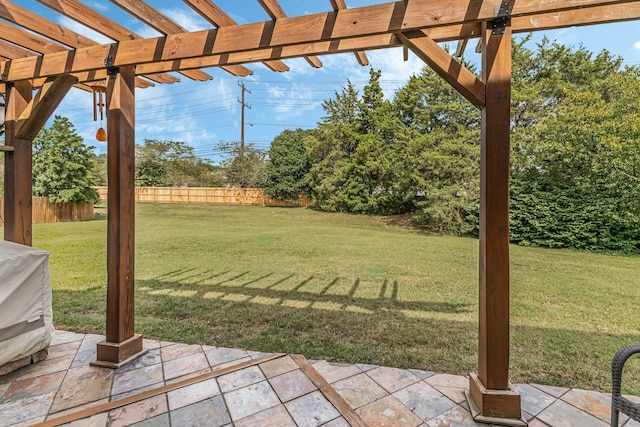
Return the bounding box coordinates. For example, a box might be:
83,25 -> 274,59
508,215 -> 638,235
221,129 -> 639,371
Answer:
91,82 -> 107,141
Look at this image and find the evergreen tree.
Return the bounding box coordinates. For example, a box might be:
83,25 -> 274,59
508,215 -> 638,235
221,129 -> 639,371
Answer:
32,116 -> 99,203
300,40 -> 639,251
310,68 -> 413,214
265,129 -> 311,203
394,66 -> 481,233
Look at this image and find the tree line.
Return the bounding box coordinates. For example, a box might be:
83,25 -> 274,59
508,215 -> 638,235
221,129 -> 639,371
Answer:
264,37 -> 640,253
7,37 -> 638,253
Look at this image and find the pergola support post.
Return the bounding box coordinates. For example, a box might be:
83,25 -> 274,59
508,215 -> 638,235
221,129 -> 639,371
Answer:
467,20 -> 524,425
3,80 -> 33,246
93,65 -> 144,368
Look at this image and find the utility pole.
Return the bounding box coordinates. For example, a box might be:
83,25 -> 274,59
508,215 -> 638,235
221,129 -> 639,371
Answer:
238,82 -> 251,159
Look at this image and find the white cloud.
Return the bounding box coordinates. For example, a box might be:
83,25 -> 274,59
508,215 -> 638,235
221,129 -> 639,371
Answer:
133,75 -> 240,147
279,57 -> 317,79
264,82 -> 318,121
318,49 -> 424,99
58,17 -> 114,44
88,1 -> 109,13
634,41 -> 640,50
366,48 -> 425,87
159,8 -> 211,31
134,25 -> 163,39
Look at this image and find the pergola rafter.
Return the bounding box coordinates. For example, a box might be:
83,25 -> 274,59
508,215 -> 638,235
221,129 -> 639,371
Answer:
181,0 -> 289,73
2,0 -> 640,82
35,0 -> 201,83
108,0 -> 253,77
257,0 -> 323,69
329,0 -> 370,66
0,0 -> 157,88
1,0 -> 638,424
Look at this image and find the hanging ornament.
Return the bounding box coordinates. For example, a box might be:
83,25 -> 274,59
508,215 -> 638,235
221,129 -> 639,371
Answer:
91,82 -> 107,141
95,127 -> 107,141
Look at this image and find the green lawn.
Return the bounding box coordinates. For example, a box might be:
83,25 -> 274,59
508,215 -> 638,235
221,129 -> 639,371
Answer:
33,203 -> 640,393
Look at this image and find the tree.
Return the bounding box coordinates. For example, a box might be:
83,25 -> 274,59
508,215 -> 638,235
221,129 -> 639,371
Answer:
32,116 -> 99,203
265,129 -> 311,203
135,139 -> 223,187
309,68 -> 415,215
510,81 -> 640,251
217,141 -> 267,188
91,153 -> 107,186
510,38 -> 640,252
321,80 -> 360,126
394,65 -> 481,233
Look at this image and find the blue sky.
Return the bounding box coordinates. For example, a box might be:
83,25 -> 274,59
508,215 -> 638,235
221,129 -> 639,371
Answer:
20,0 -> 640,163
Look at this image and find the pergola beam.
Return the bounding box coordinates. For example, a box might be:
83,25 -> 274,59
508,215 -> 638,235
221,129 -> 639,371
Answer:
182,0 -> 289,73
0,0 -> 169,86
15,75 -> 77,140
4,0 -> 640,82
0,40 -> 37,59
0,20 -> 67,54
108,0 -> 250,78
258,0 -> 286,19
330,0 -> 370,66
35,0 -> 201,83
257,0 -> 323,68
0,22 -> 154,89
397,30 -> 485,108
136,33 -> 399,74
0,0 -> 96,49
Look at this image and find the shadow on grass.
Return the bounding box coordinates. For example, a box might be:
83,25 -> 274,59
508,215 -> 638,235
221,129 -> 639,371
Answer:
141,269 -> 472,314
51,269 -> 640,393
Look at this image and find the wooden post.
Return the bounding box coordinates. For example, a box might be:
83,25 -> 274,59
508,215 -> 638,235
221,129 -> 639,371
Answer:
468,19 -> 523,423
3,81 -> 33,246
94,65 -> 144,368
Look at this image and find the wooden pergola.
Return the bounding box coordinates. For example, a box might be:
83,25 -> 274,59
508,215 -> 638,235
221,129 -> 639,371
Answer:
2,0 -> 638,423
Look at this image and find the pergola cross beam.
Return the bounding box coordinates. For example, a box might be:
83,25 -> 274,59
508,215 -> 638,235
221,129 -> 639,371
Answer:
0,0 -> 157,87
257,0 -> 323,68
108,0 -> 251,77
35,0 -> 205,83
14,74 -> 77,140
397,30 -> 485,108
3,0 -> 640,82
330,0 -> 370,66
182,0 -> 290,72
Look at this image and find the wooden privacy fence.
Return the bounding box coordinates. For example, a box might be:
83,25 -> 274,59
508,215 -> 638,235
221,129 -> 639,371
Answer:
0,197 -> 94,225
96,187 -> 311,207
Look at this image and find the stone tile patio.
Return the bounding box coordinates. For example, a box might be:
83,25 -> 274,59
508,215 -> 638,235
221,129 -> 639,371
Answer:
0,330 -> 633,426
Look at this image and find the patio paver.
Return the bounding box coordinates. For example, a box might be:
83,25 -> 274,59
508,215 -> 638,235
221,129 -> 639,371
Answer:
0,330 -> 634,427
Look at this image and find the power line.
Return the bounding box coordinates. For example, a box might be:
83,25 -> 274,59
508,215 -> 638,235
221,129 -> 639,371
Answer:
248,122 -> 315,128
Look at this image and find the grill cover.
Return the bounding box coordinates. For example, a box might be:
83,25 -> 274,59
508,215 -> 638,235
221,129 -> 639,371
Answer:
0,241 -> 54,365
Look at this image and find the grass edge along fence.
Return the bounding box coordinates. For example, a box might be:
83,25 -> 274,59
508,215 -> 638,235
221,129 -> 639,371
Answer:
95,186 -> 311,207
0,197 -> 94,225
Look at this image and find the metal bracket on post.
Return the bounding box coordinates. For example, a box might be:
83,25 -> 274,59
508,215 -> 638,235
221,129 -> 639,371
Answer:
0,73 -> 12,93
489,2 -> 510,35
104,57 -> 119,79
0,73 -> 11,142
